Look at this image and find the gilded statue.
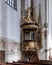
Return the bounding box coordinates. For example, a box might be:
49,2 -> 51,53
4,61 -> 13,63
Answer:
22,8 -> 32,23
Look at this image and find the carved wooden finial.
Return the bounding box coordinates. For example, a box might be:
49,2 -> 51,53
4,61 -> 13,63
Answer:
27,7 -> 31,16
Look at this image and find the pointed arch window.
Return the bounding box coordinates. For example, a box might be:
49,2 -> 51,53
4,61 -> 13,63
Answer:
5,0 -> 17,10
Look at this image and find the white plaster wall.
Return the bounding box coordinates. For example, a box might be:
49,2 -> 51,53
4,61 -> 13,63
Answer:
47,0 -> 52,60
33,0 -> 46,60
5,41 -> 21,62
0,0 -> 21,62
36,0 -> 51,60
0,0 -> 21,43
7,0 -> 21,42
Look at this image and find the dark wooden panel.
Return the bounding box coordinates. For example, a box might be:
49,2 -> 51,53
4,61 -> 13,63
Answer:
0,51 -> 5,63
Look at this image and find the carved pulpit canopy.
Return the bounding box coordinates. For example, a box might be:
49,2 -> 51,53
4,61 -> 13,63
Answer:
21,7 -> 38,25
20,7 -> 39,30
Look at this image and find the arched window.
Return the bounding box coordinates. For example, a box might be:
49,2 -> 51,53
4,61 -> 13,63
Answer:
5,0 -> 17,10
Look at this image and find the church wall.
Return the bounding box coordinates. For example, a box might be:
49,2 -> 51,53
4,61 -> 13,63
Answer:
0,0 -> 21,62
0,0 -> 51,62
47,0 -> 52,60
0,0 -> 21,42
33,0 -> 47,60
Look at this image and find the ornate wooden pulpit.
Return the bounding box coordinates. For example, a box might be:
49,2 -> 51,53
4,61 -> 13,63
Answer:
20,7 -> 40,62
